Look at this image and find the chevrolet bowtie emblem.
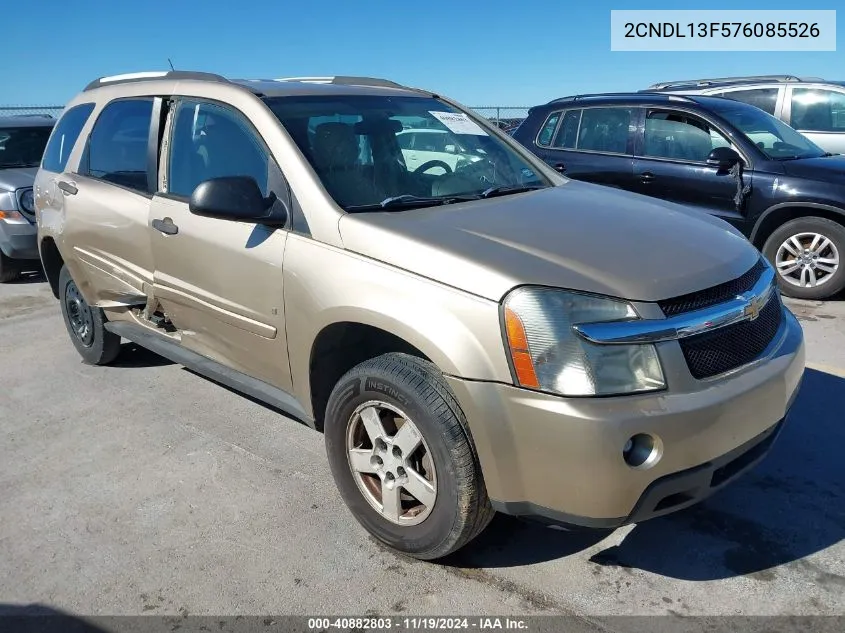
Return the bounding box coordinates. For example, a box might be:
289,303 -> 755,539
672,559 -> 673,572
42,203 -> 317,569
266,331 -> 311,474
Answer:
741,293 -> 766,321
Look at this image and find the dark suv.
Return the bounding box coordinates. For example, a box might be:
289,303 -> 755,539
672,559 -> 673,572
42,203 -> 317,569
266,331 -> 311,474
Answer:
512,93 -> 845,300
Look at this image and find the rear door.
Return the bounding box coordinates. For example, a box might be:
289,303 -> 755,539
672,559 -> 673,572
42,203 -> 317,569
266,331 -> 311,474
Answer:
530,106 -> 636,190
38,98 -> 157,306
783,85 -> 845,154
632,107 -> 751,229
148,98 -> 292,390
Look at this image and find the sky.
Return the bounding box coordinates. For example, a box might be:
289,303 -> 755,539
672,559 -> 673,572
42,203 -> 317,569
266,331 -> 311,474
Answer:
3,0 -> 843,108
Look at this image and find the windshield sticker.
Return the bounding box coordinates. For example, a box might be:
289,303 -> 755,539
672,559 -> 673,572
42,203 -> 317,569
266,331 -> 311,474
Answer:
429,111 -> 488,136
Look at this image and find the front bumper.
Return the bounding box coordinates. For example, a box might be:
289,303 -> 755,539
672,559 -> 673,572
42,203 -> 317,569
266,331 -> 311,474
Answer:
0,221 -> 39,260
446,307 -> 805,528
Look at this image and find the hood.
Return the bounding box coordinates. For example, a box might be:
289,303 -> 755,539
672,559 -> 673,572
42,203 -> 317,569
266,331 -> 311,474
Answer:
781,155 -> 845,183
338,180 -> 758,303
0,167 -> 37,192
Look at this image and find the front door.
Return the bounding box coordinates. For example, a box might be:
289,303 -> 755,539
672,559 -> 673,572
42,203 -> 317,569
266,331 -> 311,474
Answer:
148,98 -> 292,390
632,108 -> 751,230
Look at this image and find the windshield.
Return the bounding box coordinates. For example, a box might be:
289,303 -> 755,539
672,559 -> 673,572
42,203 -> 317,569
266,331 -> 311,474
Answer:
0,126 -> 53,168
708,100 -> 826,161
263,95 -> 551,211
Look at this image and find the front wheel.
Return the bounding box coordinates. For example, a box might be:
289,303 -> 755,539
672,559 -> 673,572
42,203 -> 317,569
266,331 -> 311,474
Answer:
324,353 -> 494,560
763,216 -> 845,301
59,265 -> 122,365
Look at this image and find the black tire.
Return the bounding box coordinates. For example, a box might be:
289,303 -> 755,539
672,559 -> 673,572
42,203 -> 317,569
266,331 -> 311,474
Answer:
763,216 -> 845,301
58,265 -> 121,365
0,251 -> 21,283
324,352 -> 494,560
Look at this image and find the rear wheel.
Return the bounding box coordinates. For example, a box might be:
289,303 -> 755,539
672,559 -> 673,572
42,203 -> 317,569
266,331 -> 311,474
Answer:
763,216 -> 845,300
324,353 -> 494,560
59,265 -> 121,365
0,251 -> 21,283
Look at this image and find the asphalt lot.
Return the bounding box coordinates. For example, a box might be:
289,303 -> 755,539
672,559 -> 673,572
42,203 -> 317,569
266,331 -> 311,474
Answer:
1,273 -> 843,623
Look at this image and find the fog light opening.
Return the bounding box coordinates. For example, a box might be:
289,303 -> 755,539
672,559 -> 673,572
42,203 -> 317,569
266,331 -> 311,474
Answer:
623,433 -> 662,469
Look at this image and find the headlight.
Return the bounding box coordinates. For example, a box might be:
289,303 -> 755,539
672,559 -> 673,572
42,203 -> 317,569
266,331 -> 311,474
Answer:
19,189 -> 35,213
503,287 -> 665,396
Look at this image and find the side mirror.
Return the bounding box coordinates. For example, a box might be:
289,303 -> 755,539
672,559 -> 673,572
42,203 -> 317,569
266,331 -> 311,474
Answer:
188,176 -> 287,226
706,147 -> 742,170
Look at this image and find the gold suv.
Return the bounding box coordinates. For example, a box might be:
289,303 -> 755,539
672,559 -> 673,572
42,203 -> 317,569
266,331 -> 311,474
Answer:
34,71 -> 805,559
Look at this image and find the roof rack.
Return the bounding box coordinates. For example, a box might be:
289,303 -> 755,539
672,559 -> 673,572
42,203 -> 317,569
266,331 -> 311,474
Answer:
83,70 -> 231,92
547,92 -> 696,105
275,76 -> 407,89
647,75 -> 824,90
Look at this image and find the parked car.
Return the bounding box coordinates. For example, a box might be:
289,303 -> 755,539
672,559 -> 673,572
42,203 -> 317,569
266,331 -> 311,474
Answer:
513,92 -> 845,300
396,128 -> 484,174
0,115 -> 54,281
643,75 -> 845,154
35,71 -> 804,559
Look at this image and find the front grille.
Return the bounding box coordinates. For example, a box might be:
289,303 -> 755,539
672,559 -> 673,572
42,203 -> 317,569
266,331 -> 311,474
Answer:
679,293 -> 783,379
659,258 -> 765,317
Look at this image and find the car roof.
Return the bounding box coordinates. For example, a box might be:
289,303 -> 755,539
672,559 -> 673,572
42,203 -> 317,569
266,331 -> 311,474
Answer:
79,71 -> 428,100
535,92 -> 711,108
643,75 -> 830,91
0,115 -> 55,128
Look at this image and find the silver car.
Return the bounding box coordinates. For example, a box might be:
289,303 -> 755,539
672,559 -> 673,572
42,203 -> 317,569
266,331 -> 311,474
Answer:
0,115 -> 54,281
644,75 -> 845,155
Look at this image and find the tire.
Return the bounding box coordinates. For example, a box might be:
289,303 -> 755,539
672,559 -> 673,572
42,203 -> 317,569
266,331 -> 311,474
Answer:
763,216 -> 845,301
0,251 -> 21,283
324,352 -> 494,560
58,265 -> 121,365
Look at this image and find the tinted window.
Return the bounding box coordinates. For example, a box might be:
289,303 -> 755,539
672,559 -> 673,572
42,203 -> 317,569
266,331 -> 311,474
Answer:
536,112 -> 560,146
575,108 -> 631,153
551,110 -> 580,149
642,110 -> 733,162
41,103 -> 94,173
715,88 -> 779,115
168,100 -> 269,198
0,125 -> 53,169
85,99 -> 152,192
790,88 -> 845,132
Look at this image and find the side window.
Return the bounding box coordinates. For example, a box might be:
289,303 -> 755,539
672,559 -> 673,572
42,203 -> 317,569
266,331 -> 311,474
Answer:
85,99 -> 153,193
642,110 -> 733,163
575,108 -> 632,154
551,110 -> 581,149
715,88 -> 779,116
168,100 -> 269,198
536,112 -> 560,146
790,88 -> 845,132
41,103 -> 95,173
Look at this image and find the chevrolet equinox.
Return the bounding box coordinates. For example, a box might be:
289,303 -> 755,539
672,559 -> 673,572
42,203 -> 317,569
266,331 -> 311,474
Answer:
34,71 -> 805,559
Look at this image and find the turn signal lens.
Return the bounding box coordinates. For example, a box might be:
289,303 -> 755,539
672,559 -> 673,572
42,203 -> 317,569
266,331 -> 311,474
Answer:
0,210 -> 26,223
504,306 -> 540,388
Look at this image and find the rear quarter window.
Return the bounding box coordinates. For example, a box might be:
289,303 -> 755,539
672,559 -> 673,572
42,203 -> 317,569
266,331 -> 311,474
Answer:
41,103 -> 96,173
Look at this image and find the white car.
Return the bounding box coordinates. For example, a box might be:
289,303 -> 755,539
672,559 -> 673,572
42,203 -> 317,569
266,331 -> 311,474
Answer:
396,128 -> 484,174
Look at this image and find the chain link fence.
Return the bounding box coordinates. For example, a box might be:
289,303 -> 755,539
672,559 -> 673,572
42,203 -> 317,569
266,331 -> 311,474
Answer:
2,104 -> 528,128
0,105 -> 64,119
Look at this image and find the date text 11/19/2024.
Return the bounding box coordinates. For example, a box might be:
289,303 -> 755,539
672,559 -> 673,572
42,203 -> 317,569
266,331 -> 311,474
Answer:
307,617 -> 529,630
624,22 -> 820,39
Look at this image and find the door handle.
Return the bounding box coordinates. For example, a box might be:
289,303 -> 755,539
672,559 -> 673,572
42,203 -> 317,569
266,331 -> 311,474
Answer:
152,217 -> 179,235
58,180 -> 78,196
640,172 -> 656,183
553,163 -> 566,173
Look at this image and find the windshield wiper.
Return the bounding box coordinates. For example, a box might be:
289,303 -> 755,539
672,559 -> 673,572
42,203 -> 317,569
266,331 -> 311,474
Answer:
345,194 -> 479,213
479,184 -> 546,199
